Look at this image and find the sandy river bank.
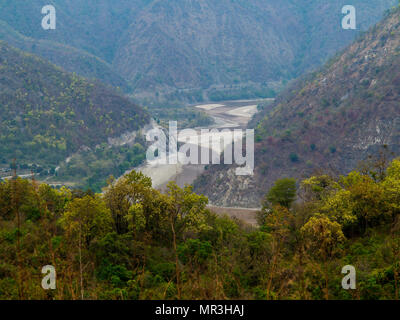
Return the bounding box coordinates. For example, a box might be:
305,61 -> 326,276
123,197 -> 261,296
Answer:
133,99 -> 271,221
137,99 -> 266,189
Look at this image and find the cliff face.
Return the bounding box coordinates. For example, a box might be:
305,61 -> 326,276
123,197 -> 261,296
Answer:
194,8 -> 400,208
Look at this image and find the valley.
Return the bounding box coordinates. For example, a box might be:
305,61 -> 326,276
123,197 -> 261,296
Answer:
195,7 -> 400,208
1,0 -> 396,104
137,99 -> 271,192
134,99 -> 271,222
0,0 -> 400,302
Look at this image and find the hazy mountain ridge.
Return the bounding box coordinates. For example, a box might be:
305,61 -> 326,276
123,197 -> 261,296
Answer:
194,7 -> 400,207
0,0 -> 396,101
0,19 -> 130,90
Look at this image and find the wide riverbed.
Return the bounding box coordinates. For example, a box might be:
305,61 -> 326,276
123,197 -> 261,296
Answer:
137,99 -> 272,191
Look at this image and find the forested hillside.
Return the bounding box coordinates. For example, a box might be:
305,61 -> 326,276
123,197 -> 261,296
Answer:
195,7 -> 400,207
0,19 -> 130,90
0,1 -> 399,302
0,0 -> 396,102
0,156 -> 399,299
0,41 -> 150,189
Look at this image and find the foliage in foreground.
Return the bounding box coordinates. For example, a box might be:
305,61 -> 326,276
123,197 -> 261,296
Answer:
0,157 -> 399,300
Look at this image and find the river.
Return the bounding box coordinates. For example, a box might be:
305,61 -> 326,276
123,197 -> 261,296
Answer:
137,99 -> 272,191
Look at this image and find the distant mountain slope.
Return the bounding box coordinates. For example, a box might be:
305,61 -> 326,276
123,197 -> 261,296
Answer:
194,7 -> 400,207
0,20 -> 130,91
0,41 -> 149,170
0,0 -> 396,99
0,0 -> 151,63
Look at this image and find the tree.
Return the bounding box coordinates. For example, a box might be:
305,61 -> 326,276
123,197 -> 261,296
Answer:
264,178 -> 297,209
262,205 -> 294,299
382,158 -> 400,219
103,171 -> 152,234
301,216 -> 345,300
60,195 -> 112,299
165,182 -> 209,299
300,175 -> 339,202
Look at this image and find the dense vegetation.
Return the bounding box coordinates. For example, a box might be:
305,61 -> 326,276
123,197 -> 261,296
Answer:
149,105 -> 214,129
135,84 -> 277,108
0,154 -> 399,300
56,142 -> 147,192
0,41 -> 149,188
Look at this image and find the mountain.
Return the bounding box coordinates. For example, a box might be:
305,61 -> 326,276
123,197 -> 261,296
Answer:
113,0 -> 392,92
0,19 -> 130,91
0,0 -> 397,102
194,6 -> 400,207
0,41 -> 150,186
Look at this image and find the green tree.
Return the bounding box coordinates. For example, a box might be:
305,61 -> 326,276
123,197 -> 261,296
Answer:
264,178 -> 297,209
60,195 -> 112,299
103,171 -> 152,234
165,182 -> 209,299
301,216 -> 345,300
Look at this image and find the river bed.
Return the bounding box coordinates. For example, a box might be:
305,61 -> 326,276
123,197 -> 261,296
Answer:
136,99 -> 272,191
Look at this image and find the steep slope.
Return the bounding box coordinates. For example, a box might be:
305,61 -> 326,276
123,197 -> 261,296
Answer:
0,41 -> 150,174
194,7 -> 400,207
0,0 -> 396,100
103,0 -> 400,95
0,19 -> 130,91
